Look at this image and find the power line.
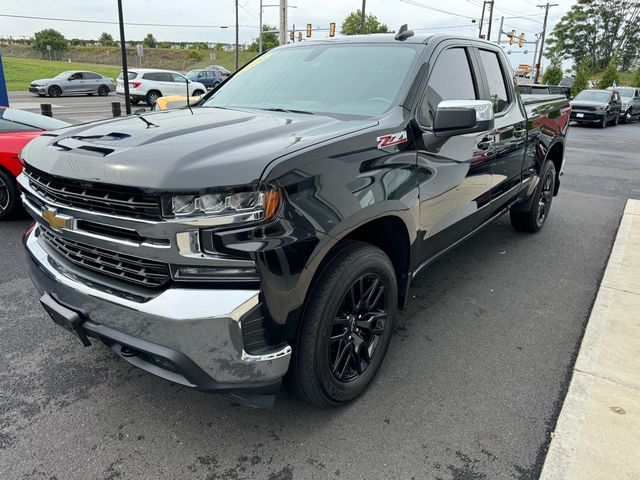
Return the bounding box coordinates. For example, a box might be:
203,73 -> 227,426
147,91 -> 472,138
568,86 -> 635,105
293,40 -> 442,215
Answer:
0,13 -> 257,29
399,0 -> 477,20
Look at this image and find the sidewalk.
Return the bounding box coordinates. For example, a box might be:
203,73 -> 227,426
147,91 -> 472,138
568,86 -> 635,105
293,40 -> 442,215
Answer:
540,199 -> 640,480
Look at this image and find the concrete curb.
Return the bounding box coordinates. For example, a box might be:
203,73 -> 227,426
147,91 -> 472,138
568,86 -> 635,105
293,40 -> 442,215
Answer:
540,199 -> 640,480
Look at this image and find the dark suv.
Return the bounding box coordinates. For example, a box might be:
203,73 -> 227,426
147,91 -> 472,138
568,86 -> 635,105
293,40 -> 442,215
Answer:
570,89 -> 622,127
185,69 -> 224,89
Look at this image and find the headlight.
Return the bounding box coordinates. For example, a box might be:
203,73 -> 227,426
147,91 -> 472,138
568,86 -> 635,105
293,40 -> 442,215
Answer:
596,106 -> 605,113
167,189 -> 280,222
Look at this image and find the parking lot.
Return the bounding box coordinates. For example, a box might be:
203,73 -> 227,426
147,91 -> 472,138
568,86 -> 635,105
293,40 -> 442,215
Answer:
0,116 -> 637,479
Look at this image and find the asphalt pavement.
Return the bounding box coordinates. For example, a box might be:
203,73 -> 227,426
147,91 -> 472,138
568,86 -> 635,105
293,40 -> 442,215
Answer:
7,91 -> 145,124
1,120 -> 639,480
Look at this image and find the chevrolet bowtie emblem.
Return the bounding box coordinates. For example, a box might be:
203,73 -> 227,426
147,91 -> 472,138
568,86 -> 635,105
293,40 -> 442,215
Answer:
42,208 -> 73,231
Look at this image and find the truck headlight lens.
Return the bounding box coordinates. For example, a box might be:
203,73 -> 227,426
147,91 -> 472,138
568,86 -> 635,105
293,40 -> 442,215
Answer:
168,190 -> 280,221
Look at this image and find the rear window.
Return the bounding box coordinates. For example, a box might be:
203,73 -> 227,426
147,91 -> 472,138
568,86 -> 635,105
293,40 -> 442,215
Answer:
118,71 -> 138,80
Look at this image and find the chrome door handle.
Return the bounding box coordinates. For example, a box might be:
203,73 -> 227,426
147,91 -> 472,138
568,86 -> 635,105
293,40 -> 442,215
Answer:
477,137 -> 494,150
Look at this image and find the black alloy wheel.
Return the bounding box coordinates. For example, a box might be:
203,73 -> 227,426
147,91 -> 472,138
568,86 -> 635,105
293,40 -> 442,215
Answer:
329,274 -> 387,382
98,85 -> 110,96
536,167 -> 555,227
48,85 -> 62,97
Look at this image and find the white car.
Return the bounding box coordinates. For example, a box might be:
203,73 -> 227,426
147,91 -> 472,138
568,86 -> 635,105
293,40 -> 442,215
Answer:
116,68 -> 206,106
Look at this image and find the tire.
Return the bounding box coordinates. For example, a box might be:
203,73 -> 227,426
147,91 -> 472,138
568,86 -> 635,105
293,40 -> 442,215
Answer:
0,169 -> 20,220
288,241 -> 397,407
192,89 -> 204,97
510,160 -> 556,233
611,113 -> 619,126
145,90 -> 161,106
621,109 -> 630,124
48,85 -> 62,97
98,85 -> 110,96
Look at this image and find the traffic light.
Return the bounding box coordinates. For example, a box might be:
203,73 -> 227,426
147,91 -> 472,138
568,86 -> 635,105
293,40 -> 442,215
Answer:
508,30 -> 515,45
306,24 -> 312,38
289,30 -> 294,41
298,31 -> 302,42
329,22 -> 335,37
518,33 -> 525,47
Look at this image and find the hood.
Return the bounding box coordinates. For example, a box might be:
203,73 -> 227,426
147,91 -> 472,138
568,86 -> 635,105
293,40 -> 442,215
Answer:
31,78 -> 54,85
570,100 -> 607,109
21,107 -> 376,191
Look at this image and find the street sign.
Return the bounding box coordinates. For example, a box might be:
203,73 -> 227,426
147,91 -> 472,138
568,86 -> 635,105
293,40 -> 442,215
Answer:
210,52 -> 216,61
136,44 -> 144,57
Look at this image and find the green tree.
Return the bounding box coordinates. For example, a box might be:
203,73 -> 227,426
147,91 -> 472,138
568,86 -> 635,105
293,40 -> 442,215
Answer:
542,55 -> 563,85
32,29 -> 67,55
99,32 -> 116,47
248,24 -> 279,52
341,10 -> 388,35
186,49 -> 203,63
572,59 -> 591,97
546,0 -> 640,71
214,42 -> 224,52
143,33 -> 157,48
633,67 -> 640,87
598,57 -> 619,88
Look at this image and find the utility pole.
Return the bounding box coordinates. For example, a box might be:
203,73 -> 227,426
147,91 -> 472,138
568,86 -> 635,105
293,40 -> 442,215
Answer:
486,0 -> 494,41
116,0 -> 131,115
533,2 -> 558,83
279,0 -> 288,45
496,16 -> 504,44
234,0 -> 239,71
259,0 -> 263,53
478,1 -> 486,38
360,0 -> 366,34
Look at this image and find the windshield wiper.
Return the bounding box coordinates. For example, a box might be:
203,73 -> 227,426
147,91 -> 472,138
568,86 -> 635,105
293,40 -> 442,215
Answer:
260,107 -> 315,115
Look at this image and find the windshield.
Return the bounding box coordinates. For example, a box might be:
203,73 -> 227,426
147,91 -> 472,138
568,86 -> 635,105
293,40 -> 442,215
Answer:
202,44 -> 420,117
574,90 -> 610,102
0,108 -> 69,131
54,71 -> 74,79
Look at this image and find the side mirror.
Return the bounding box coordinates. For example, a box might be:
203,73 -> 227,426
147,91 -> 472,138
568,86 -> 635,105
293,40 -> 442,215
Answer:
433,100 -> 494,136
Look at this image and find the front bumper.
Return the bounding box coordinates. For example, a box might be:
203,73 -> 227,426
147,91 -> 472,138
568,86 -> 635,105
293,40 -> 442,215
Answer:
29,86 -> 46,95
570,112 -> 603,123
24,226 -> 291,396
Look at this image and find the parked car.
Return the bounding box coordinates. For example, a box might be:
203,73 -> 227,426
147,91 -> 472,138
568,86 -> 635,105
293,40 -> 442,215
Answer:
152,95 -> 202,111
205,64 -> 231,78
613,86 -> 640,123
185,69 -> 224,89
19,32 -> 569,408
116,69 -> 206,106
28,71 -> 115,97
570,89 -> 622,127
0,107 -> 68,219
519,84 -> 571,99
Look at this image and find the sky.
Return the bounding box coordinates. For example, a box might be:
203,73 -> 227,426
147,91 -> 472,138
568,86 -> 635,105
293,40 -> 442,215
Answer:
0,0 -> 577,68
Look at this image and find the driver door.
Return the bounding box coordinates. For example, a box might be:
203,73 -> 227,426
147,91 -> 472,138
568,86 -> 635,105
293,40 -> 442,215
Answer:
65,72 -> 84,94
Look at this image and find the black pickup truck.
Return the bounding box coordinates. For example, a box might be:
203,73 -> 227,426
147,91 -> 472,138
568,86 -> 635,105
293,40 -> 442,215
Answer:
19,31 -> 570,408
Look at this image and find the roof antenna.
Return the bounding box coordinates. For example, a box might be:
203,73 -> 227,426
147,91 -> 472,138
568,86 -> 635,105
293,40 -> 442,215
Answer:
395,24 -> 414,41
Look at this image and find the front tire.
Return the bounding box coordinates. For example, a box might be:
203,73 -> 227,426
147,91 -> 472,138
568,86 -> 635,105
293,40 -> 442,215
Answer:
192,89 -> 204,97
510,160 -> 556,233
0,169 -> 20,220
599,114 -> 607,128
288,241 -> 397,407
48,85 -> 62,97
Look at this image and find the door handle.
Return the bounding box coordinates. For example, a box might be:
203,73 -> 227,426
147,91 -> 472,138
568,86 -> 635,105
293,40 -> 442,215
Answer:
514,128 -> 527,138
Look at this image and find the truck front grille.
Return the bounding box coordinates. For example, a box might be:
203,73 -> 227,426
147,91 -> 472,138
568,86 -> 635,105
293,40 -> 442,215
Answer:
24,165 -> 162,220
40,227 -> 170,288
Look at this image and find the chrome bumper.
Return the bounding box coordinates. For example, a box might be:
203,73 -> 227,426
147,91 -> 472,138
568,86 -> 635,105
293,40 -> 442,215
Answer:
24,226 -> 291,388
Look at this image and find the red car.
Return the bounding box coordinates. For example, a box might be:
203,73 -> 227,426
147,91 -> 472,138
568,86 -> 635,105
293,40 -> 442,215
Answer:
0,107 -> 69,219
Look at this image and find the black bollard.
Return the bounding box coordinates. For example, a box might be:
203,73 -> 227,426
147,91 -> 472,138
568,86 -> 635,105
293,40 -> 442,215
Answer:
111,101 -> 122,117
40,104 -> 52,117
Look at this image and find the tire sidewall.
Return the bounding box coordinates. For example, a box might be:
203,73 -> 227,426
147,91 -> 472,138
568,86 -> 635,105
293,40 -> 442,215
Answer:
0,169 -> 19,219
534,161 -> 556,229
305,248 -> 397,404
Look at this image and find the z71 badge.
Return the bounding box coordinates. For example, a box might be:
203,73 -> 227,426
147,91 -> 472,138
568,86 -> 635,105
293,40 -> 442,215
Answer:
376,131 -> 408,149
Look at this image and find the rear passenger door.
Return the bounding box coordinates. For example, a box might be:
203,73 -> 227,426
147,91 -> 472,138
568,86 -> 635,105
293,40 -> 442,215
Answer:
473,47 -> 527,210
82,72 -> 101,93
415,42 -> 495,262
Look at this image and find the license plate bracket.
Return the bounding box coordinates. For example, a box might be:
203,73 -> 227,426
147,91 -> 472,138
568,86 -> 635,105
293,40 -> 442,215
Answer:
40,294 -> 91,346
576,113 -> 584,118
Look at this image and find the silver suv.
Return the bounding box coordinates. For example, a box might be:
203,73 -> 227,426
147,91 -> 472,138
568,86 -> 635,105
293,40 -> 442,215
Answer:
116,68 -> 207,106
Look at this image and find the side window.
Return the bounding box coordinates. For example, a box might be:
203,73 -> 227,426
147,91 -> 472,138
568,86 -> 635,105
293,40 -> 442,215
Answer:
419,48 -> 477,127
171,73 -> 186,83
142,73 -> 157,81
70,72 -> 82,80
83,72 -> 100,80
478,49 -> 510,113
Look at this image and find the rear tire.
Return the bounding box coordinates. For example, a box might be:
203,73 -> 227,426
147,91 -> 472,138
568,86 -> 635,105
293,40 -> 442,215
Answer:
192,89 -> 204,97
510,161 -> 556,233
0,169 -> 20,220
98,85 -> 110,96
288,241 -> 397,408
145,90 -> 161,106
48,85 -> 62,97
